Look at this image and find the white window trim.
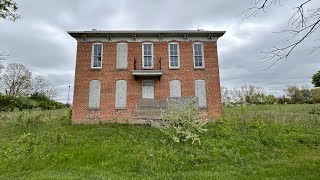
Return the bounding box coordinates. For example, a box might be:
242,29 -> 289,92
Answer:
91,43 -> 103,69
193,42 -> 205,69
168,42 -> 180,69
142,42 -> 154,69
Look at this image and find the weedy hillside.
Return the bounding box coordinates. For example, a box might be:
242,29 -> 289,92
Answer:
0,104 -> 319,179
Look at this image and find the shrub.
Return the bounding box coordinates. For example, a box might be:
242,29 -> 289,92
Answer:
160,99 -> 207,144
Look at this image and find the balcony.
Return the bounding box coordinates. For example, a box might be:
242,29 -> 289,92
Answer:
132,57 -> 163,78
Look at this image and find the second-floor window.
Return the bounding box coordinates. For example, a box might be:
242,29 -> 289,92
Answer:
92,43 -> 103,68
142,43 -> 153,68
193,43 -> 204,68
169,43 -> 180,69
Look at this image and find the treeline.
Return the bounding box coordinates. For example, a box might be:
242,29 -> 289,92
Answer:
0,63 -> 66,111
221,84 -> 320,106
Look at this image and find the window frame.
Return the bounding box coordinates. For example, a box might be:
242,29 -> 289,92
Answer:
192,42 -> 205,69
142,42 -> 154,69
91,43 -> 103,69
168,42 -> 180,69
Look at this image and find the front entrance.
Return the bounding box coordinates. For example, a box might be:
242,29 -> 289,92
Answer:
142,80 -> 154,99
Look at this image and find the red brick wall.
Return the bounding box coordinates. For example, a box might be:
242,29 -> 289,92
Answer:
72,41 -> 222,124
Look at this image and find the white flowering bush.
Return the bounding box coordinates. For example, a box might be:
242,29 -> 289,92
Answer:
160,99 -> 207,144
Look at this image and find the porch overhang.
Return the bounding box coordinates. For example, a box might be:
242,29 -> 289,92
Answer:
132,70 -> 163,78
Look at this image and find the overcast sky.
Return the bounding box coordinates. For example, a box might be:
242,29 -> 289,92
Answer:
0,0 -> 319,103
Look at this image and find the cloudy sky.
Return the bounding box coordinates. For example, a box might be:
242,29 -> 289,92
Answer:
0,0 -> 319,102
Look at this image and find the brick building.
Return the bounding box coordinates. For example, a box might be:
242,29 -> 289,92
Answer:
68,30 -> 225,124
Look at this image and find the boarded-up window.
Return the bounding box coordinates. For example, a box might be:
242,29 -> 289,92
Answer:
170,80 -> 181,97
88,80 -> 101,108
116,43 -> 128,69
115,80 -> 127,109
195,80 -> 207,108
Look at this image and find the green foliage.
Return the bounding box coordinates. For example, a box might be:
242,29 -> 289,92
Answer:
312,70 -> 320,87
160,99 -> 207,144
309,108 -> 320,115
264,94 -> 277,104
0,0 -> 19,21
0,94 -> 64,111
311,88 -> 320,103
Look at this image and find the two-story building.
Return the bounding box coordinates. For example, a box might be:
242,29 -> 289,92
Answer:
68,30 -> 225,124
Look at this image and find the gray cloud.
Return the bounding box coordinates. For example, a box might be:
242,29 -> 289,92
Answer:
0,0 -> 319,102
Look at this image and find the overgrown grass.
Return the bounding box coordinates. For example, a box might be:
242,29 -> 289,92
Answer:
0,105 -> 319,179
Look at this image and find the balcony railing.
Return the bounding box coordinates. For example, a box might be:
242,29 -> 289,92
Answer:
132,57 -> 163,78
134,57 -> 162,70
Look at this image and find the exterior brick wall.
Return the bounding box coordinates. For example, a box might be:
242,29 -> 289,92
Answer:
72,40 -> 222,124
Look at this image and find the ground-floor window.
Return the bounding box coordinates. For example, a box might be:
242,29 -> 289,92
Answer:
88,80 -> 101,108
195,80 -> 207,108
170,80 -> 181,97
115,80 -> 127,109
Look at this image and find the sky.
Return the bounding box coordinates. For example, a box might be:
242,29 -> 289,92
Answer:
0,0 -> 319,103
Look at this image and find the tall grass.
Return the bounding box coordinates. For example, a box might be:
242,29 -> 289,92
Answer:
0,105 -> 319,179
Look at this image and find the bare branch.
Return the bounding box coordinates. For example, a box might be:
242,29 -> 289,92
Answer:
243,0 -> 320,69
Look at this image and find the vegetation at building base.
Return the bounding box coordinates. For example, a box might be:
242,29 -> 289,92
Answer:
0,104 -> 319,179
160,99 -> 207,144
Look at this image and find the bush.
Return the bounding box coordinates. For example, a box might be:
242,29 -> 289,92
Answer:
160,99 -> 207,144
0,94 -> 64,111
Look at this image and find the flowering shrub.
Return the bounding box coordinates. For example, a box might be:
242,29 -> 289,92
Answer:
160,99 -> 207,144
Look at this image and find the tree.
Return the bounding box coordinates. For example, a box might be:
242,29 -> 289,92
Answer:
31,75 -> 58,99
239,84 -> 265,104
312,70 -> 320,87
243,0 -> 320,68
1,0 -> 20,73
2,63 -> 32,97
264,94 -> 277,104
311,88 -> 320,103
0,0 -> 20,21
220,86 -> 232,105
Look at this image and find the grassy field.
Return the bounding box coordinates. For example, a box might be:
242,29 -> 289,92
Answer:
0,104 -> 319,179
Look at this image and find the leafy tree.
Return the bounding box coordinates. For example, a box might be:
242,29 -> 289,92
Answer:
240,84 -> 265,104
311,88 -> 320,103
2,63 -> 32,97
264,95 -> 277,104
0,0 -> 19,21
312,70 -> 320,87
0,0 -> 20,69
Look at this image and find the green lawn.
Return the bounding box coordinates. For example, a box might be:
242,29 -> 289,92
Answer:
0,104 -> 320,179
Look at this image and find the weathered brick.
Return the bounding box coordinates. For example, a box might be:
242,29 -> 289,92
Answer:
72,41 -> 222,124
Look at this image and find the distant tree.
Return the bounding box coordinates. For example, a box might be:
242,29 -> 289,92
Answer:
2,63 -> 32,97
0,52 -> 9,74
239,84 -> 265,104
311,88 -> 320,103
0,0 -> 20,21
220,86 -> 232,105
31,75 -> 58,99
264,95 -> 277,104
300,88 -> 312,103
312,70 -> 320,87
284,85 -> 302,103
277,95 -> 290,104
